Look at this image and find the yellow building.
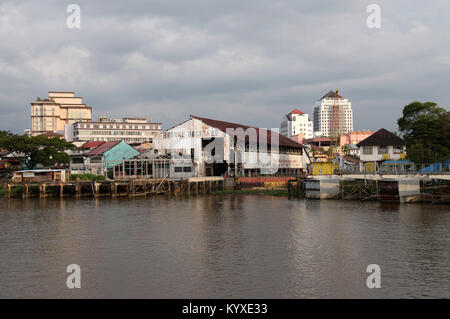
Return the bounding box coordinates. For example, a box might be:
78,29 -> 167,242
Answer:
311,162 -> 339,175
30,91 -> 92,136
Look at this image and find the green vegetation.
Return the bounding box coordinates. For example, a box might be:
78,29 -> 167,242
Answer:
0,185 -> 24,197
69,174 -> 106,181
398,102 -> 450,164
0,131 -> 76,169
214,189 -> 290,196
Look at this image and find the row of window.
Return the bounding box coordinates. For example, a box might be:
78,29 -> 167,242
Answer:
362,146 -> 404,155
78,123 -> 161,130
174,166 -> 193,173
77,130 -> 155,136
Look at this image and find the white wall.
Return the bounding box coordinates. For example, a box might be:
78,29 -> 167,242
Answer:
154,118 -> 307,176
280,113 -> 313,138
359,145 -> 406,162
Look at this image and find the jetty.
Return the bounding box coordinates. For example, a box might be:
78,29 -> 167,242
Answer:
2,177 -> 224,199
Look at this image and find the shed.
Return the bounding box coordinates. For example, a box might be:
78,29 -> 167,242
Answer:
12,169 -> 69,183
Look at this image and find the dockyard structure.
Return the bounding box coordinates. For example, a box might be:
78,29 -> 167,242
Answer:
113,153 -> 195,180
313,90 -> 353,137
12,169 -> 69,183
65,117 -> 162,143
30,91 -> 92,136
70,141 -> 140,175
152,115 -> 307,177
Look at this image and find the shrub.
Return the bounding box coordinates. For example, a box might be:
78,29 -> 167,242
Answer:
69,174 -> 106,181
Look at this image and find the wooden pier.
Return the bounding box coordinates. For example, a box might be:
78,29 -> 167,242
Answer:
2,177 -> 224,199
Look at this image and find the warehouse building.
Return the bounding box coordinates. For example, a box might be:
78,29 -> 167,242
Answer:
152,115 -> 308,177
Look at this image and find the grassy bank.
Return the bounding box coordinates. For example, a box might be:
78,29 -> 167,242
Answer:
214,189 -> 290,196
0,185 -> 3,198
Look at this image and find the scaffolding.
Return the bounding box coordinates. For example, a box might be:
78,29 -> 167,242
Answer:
113,154 -> 194,180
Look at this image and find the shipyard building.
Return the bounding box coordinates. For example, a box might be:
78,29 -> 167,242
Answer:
152,115 -> 308,177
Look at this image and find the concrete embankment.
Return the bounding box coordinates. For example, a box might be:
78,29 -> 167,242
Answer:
305,175 -> 450,204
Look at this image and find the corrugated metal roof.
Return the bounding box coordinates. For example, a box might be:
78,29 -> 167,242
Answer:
81,141 -> 105,149
191,116 -> 304,148
357,128 -> 406,147
87,141 -> 121,156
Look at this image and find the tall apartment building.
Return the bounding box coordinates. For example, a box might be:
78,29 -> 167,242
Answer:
66,117 -> 162,143
30,91 -> 92,136
280,109 -> 313,139
312,91 -> 353,137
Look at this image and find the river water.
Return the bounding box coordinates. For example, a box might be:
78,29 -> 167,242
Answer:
0,195 -> 448,298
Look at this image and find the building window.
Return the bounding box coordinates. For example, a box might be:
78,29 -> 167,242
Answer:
174,167 -> 183,173
362,146 -> 373,155
393,146 -> 404,154
183,167 -> 192,172
378,147 -> 388,154
90,156 -> 103,163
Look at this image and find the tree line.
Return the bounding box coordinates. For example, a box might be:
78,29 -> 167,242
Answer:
0,132 -> 75,170
397,101 -> 450,164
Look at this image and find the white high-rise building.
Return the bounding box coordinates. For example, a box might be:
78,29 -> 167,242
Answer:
280,109 -> 313,139
312,90 -> 353,137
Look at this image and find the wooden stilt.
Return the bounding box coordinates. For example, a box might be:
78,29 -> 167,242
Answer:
23,184 -> 29,198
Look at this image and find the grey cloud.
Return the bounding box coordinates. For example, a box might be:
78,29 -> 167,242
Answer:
0,0 -> 449,133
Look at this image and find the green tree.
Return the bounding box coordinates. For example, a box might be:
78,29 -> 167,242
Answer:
397,101 -> 450,164
0,133 -> 76,169
341,144 -> 350,155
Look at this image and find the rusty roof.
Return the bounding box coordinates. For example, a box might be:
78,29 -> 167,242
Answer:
40,132 -> 64,138
81,141 -> 105,149
191,115 -> 304,148
86,141 -> 121,156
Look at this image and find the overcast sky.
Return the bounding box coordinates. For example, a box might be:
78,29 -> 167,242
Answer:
0,0 -> 449,133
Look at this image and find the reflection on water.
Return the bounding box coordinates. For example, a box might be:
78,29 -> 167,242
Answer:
0,196 -> 449,298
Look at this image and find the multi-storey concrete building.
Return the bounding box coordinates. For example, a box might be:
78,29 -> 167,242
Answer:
280,109 -> 313,139
66,117 -> 162,143
312,90 -> 353,137
30,91 -> 92,136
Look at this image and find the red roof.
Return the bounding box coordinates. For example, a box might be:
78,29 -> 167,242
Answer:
290,109 -> 305,115
87,141 -> 120,156
191,115 -> 304,148
81,141 -> 105,149
40,132 -> 64,138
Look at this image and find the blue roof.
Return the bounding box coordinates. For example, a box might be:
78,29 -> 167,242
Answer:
384,160 -> 412,164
